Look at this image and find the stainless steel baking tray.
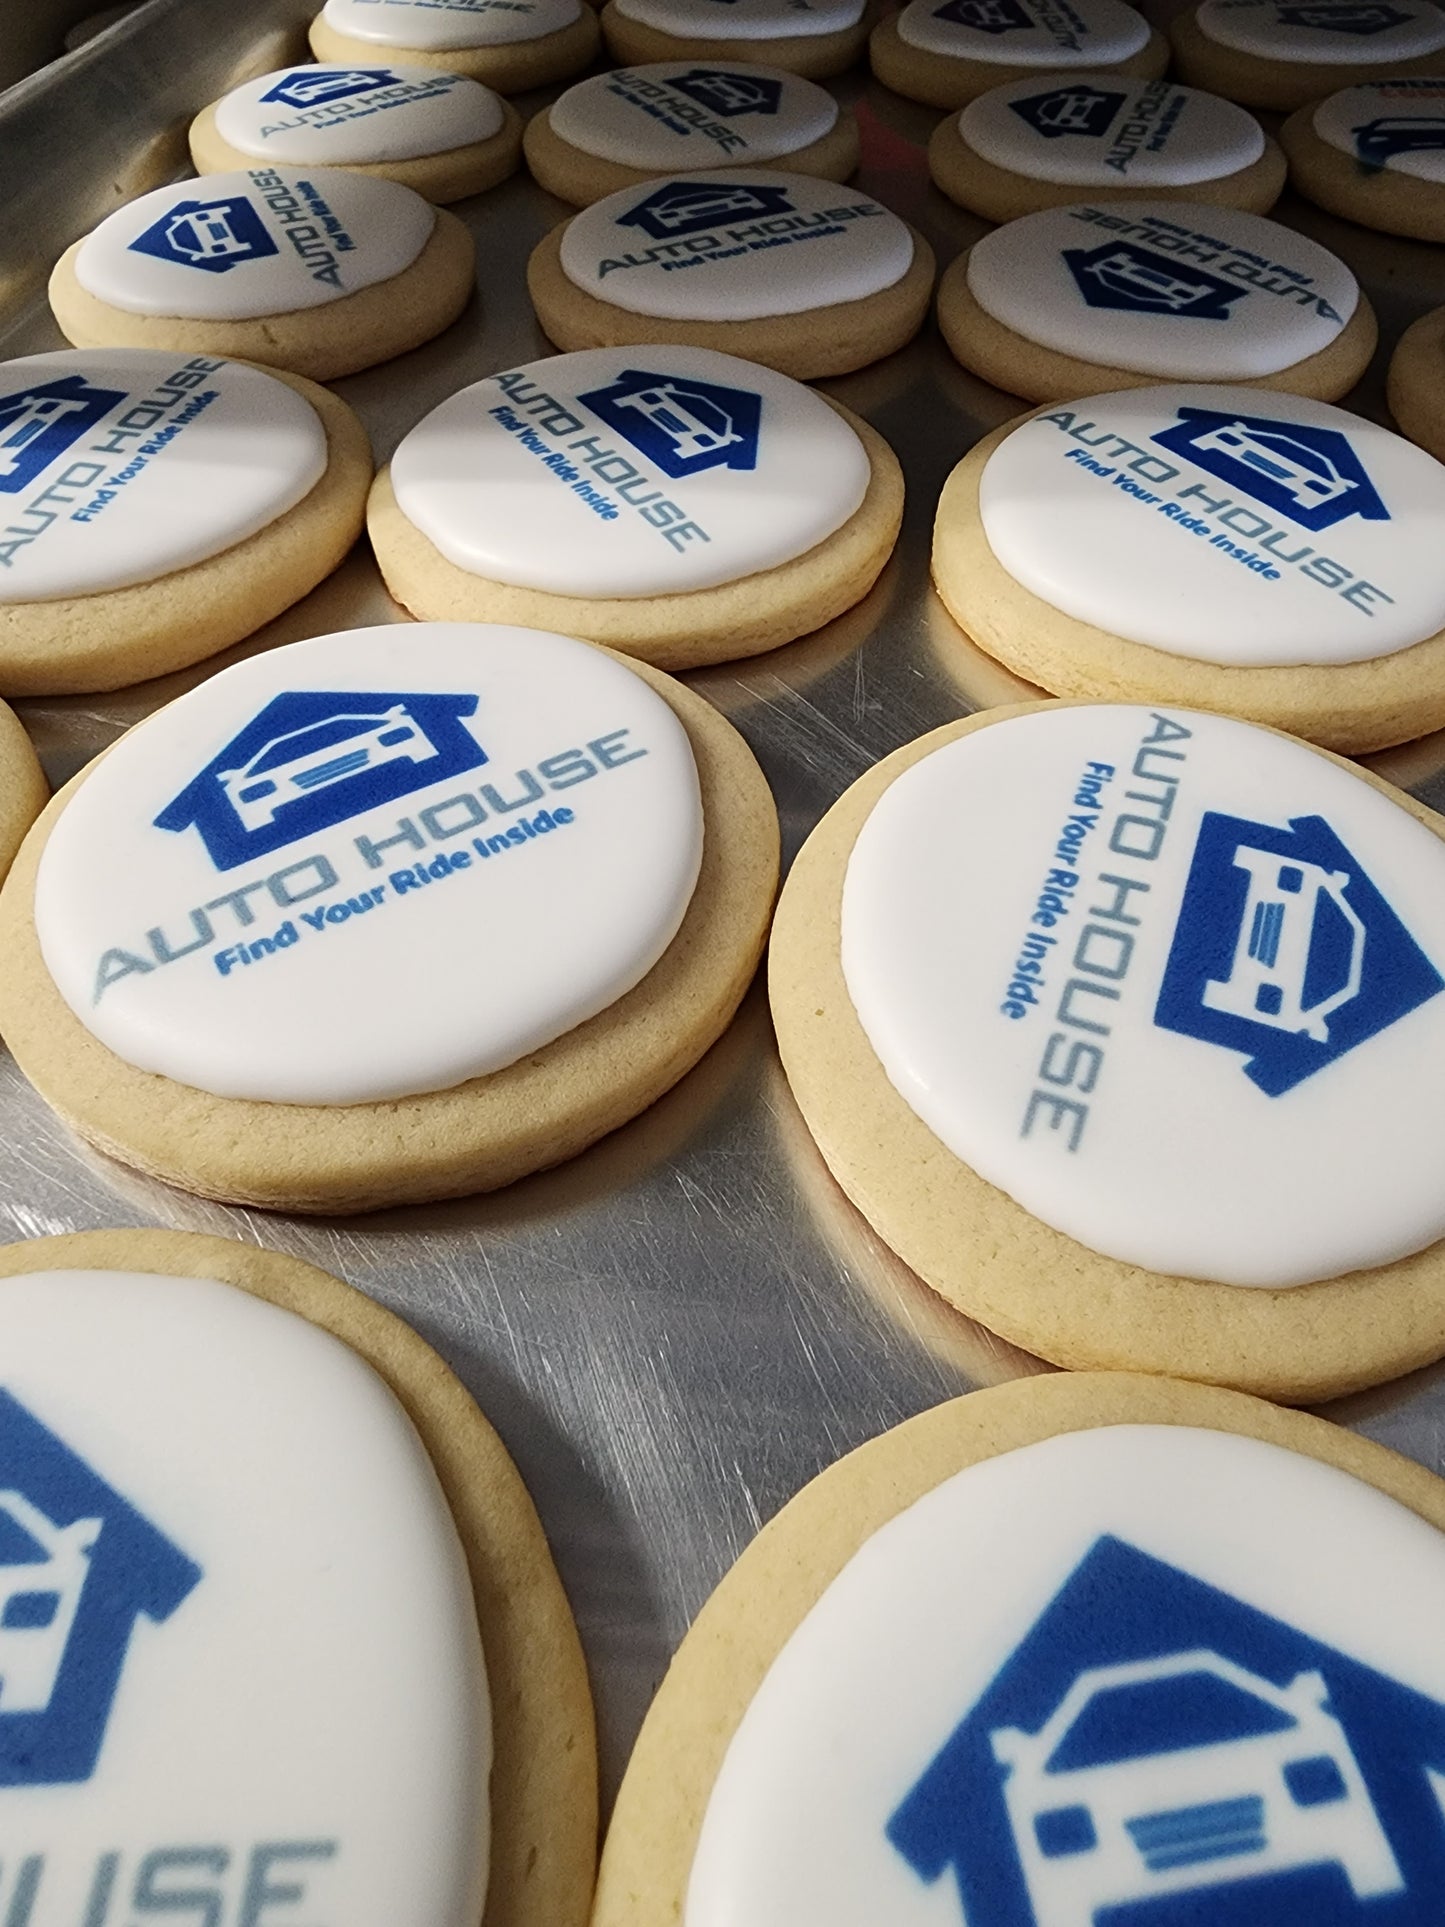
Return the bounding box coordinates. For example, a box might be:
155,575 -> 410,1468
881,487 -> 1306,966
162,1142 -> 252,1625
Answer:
4,0 -> 1445,1805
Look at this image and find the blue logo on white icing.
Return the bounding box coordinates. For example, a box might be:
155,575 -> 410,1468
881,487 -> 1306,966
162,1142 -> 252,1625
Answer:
889,1535 -> 1445,1925
259,67 -> 399,109
616,179 -> 795,238
1278,1 -> 1415,28
1153,810 -> 1443,1095
153,690 -> 488,871
1010,83 -> 1128,138
1062,241 -> 1248,319
128,196 -> 279,274
576,367 -> 762,479
0,375 -> 123,495
933,0 -> 1034,31
667,69 -> 784,116
0,1391 -> 200,1788
1151,407 -> 1391,532
1353,113 -> 1445,161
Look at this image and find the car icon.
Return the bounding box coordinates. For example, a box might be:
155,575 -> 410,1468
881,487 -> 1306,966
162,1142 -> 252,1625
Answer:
991,1649 -> 1404,1927
1036,91 -> 1114,133
654,184 -> 773,228
1353,114 -> 1445,162
0,391 -> 93,479
163,203 -> 256,264
1202,844 -> 1365,1042
610,382 -> 744,462
0,1492 -> 101,1716
1078,249 -> 1220,312
1189,419 -> 1358,512
216,702 -> 440,831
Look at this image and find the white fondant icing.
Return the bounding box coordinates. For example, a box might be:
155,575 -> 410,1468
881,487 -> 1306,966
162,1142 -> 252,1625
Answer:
0,1267 -> 489,1925
976,384 -> 1445,665
548,63 -> 838,170
321,0 -> 582,48
1196,0 -> 1445,62
688,1425 -> 1445,1924
965,203 -> 1357,380
959,72 -> 1265,187
33,623 -> 704,1106
897,0 -> 1150,67
1313,77 -> 1445,181
212,64 -> 505,165
840,704 -> 1445,1285
0,349 -> 328,604
389,346 -> 869,597
612,0 -> 865,41
558,168 -> 913,321
73,167 -> 434,321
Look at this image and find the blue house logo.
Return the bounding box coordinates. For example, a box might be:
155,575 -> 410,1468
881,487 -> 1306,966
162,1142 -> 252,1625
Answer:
1010,84 -> 1128,138
1278,2 -> 1414,28
153,689 -> 487,872
616,179 -> 795,240
259,67 -> 399,109
933,0 -> 1035,32
889,1535 -> 1445,1926
668,69 -> 784,116
1151,406 -> 1390,532
1154,810 -> 1443,1096
0,374 -> 123,496
128,196 -> 279,275
576,367 -> 762,479
1063,241 -> 1248,319
0,1390 -> 199,1787
1352,114 -> 1445,163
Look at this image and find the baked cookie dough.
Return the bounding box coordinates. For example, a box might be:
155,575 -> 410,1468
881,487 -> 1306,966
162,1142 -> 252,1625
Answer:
0,1225 -> 595,1927
1171,0 -> 1445,112
933,386 -> 1445,754
595,1371 -> 1445,1923
190,63 -> 523,205
1389,303 -> 1445,463
0,699 -> 46,884
769,699 -> 1445,1401
601,0 -> 872,82
870,0 -> 1168,112
937,202 -> 1375,402
49,166 -> 475,383
370,347 -> 903,668
0,621 -> 778,1212
929,71 -> 1285,220
528,170 -> 934,379
310,0 -> 601,92
525,62 -> 859,207
1282,77 -> 1445,238
0,348 -> 371,698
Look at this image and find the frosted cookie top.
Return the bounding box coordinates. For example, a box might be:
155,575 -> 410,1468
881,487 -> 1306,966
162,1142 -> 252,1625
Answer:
897,0 -> 1152,67
548,63 -> 839,169
320,0 -> 583,48
212,65 -> 506,165
612,0 -> 866,41
1312,77 -> 1445,178
1195,0 -> 1445,62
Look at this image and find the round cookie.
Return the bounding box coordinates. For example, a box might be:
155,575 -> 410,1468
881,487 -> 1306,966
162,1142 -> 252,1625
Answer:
937,202 -> 1375,403
0,1225 -> 595,1927
1171,0 -> 1445,112
524,62 -> 859,207
49,166 -> 475,384
1282,77 -> 1445,238
190,64 -> 523,205
932,386 -> 1445,754
1389,304 -> 1445,463
0,621 -> 778,1213
0,348 -> 371,699
929,72 -> 1285,220
529,170 -> 934,379
600,0 -> 873,83
594,1372 -> 1445,1923
0,700 -> 46,886
310,0 -> 601,93
769,700 -> 1445,1400
870,0 -> 1168,113
370,347 -> 903,668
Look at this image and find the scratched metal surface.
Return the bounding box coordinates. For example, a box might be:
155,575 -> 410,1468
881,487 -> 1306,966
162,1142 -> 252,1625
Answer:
5,0 -> 1445,1806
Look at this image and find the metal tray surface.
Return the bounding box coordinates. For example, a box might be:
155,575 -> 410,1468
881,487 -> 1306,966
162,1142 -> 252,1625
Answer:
5,0 -> 1445,1805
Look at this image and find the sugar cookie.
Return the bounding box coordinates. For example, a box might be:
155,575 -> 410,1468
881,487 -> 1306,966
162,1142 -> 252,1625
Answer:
1172,0 -> 1445,112
0,349 -> 371,698
0,621 -> 778,1212
1389,304 -> 1445,464
310,0 -> 602,93
0,1224 -> 595,1927
929,72 -> 1285,220
937,202 -> 1374,402
524,63 -> 858,206
870,0 -> 1168,112
49,167 -> 475,383
528,170 -> 933,378
190,64 -> 522,204
595,1371 -> 1445,1923
0,700 -> 45,886
932,387 -> 1445,753
370,347 -> 903,668
1282,77 -> 1445,237
600,0 -> 873,82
